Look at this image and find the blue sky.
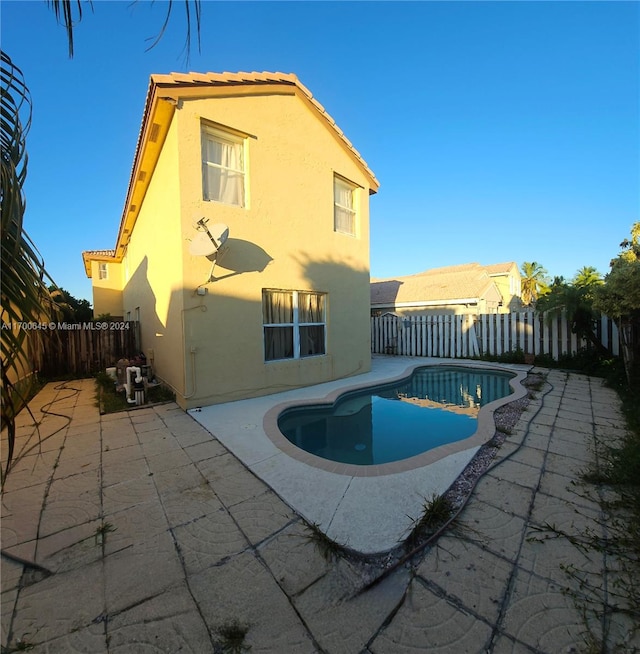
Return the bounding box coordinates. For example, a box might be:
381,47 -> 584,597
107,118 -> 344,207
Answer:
3,1 -> 638,302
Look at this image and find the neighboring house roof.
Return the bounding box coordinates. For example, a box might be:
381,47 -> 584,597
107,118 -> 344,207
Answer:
485,261 -> 518,275
83,249 -> 116,258
82,71 -> 379,277
82,250 -> 116,273
371,263 -> 500,308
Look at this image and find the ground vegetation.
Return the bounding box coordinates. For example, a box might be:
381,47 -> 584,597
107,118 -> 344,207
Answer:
1,0 -> 201,486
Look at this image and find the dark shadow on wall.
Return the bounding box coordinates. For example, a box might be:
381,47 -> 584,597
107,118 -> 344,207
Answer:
210,238 -> 273,281
505,295 -> 524,312
123,249 -> 373,405
122,256 -> 170,370
297,253 -> 369,291
296,252 -> 373,378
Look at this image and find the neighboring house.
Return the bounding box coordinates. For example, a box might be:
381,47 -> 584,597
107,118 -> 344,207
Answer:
82,71 -> 378,409
485,261 -> 523,312
81,249 -> 122,318
371,262 -> 522,317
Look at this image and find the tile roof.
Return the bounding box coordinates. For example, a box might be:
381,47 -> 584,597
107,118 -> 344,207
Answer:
82,249 -> 116,258
371,263 -> 498,306
485,261 -> 518,274
83,70 -> 379,277
150,71 -> 379,188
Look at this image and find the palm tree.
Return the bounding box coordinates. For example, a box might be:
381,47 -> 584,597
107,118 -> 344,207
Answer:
520,261 -> 549,307
1,1 -> 201,486
573,266 -> 603,288
47,0 -> 201,60
537,281 -> 611,357
1,52 -> 60,487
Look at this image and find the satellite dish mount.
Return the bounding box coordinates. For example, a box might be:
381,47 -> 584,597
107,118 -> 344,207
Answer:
189,218 -> 230,282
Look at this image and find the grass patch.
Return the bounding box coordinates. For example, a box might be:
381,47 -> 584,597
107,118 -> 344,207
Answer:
517,357 -> 640,649
94,371 -> 174,414
94,521 -> 116,546
406,493 -> 454,550
414,493 -> 454,531
303,521 -> 344,562
475,347 -> 618,379
214,619 -> 251,653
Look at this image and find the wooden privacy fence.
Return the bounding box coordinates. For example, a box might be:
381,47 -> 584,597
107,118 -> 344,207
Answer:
371,311 -> 620,361
32,322 -> 140,378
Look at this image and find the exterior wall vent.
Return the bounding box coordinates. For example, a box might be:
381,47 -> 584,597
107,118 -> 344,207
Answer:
148,123 -> 161,143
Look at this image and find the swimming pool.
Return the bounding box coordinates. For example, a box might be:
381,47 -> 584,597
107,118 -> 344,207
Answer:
277,366 -> 515,465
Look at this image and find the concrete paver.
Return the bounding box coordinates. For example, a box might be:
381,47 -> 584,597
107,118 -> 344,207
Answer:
1,362 -> 637,653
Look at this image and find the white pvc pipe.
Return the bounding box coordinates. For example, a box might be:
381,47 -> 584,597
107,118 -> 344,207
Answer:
125,366 -> 142,404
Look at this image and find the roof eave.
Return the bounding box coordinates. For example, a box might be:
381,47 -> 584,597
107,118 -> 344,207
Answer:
81,250 -> 118,278
105,72 -> 378,263
151,73 -> 379,192
112,87 -> 177,260
371,298 -> 481,309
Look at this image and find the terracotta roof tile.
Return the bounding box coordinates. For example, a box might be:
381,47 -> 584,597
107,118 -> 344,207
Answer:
82,249 -> 116,258
150,71 -> 378,187
85,71 -> 379,275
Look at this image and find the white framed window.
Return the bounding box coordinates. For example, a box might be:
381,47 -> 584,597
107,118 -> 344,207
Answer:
98,263 -> 108,280
201,125 -> 246,207
262,289 -> 326,361
333,175 -> 357,236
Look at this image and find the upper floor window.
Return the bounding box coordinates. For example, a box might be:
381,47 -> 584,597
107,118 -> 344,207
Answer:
201,125 -> 245,207
262,289 -> 326,361
334,175 -> 357,236
98,263 -> 108,280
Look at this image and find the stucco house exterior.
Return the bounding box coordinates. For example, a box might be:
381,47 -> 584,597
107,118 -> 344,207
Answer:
82,71 -> 378,409
371,262 -> 522,317
484,261 -> 523,312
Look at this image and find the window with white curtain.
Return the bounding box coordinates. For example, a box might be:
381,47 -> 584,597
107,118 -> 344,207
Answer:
98,263 -> 108,280
262,289 -> 326,361
201,125 -> 246,207
333,175 -> 357,236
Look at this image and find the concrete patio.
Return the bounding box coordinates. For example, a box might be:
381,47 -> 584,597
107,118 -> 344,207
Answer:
1,358 -> 637,653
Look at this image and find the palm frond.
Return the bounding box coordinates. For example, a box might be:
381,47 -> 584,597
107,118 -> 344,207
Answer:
1,51 -> 58,488
139,0 -> 202,62
47,1 -> 201,62
46,0 -> 92,58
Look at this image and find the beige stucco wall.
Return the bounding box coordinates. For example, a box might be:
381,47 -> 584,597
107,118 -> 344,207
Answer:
120,116 -> 187,395
117,89 -> 373,408
91,261 -> 124,317
490,269 -> 523,312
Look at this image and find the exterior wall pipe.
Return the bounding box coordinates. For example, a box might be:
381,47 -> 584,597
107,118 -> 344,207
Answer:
125,366 -> 142,404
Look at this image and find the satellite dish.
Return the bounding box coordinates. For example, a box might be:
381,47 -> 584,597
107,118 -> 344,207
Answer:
189,220 -> 229,257
189,219 -> 231,284
208,223 -> 230,247
189,233 -> 218,257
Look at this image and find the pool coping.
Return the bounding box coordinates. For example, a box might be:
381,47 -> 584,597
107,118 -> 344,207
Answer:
263,360 -> 529,477
190,356 -> 532,553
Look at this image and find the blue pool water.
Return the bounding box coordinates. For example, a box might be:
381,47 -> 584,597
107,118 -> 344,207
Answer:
277,366 -> 515,465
